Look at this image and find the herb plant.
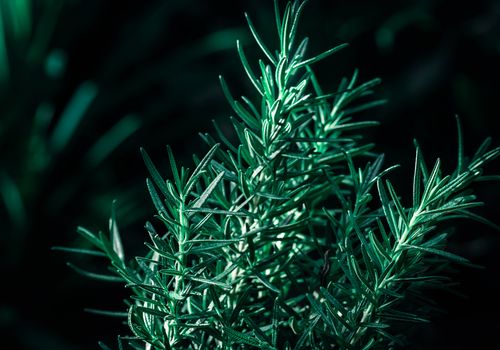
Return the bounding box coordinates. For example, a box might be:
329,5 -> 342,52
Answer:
61,1 -> 499,348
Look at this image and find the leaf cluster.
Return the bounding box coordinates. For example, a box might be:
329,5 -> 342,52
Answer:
60,1 -> 500,349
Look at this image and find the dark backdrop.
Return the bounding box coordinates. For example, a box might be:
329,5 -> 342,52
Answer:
1,0 -> 499,349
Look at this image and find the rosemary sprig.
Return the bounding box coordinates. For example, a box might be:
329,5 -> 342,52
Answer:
60,1 -> 499,349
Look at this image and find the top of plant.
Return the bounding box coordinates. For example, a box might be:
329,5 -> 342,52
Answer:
60,0 -> 500,349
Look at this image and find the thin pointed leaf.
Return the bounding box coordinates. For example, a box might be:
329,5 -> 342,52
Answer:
413,146 -> 422,208
166,145 -> 182,195
191,171 -> 225,209
255,272 -> 281,294
237,40 -> 264,95
288,0 -> 309,51
385,180 -> 409,229
245,13 -> 277,65
85,308 -> 128,317
146,178 -> 169,218
185,144 -> 220,195
52,246 -> 106,257
413,139 -> 429,182
273,0 -> 281,36
421,158 -> 441,205
279,3 -> 292,55
402,244 -> 470,264
293,43 -> 348,70
76,226 -> 103,249
377,179 -> 398,237
98,342 -> 113,350
325,120 -> 379,133
272,297 -> 279,347
140,148 -> 169,197
109,200 -> 124,262
186,207 -> 248,217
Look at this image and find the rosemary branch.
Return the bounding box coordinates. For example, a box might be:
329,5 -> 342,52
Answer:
59,1 -> 499,349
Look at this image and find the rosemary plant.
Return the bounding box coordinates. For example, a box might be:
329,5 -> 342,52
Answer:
62,1 -> 499,348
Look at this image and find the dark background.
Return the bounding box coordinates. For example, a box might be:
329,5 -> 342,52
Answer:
0,0 -> 499,349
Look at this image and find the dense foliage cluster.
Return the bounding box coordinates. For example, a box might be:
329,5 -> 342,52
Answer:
64,1 -> 499,348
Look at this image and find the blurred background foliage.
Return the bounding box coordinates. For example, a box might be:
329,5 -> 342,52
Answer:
0,0 -> 498,349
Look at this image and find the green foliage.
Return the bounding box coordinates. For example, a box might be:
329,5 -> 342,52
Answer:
63,1 -> 499,349
0,0 -> 244,269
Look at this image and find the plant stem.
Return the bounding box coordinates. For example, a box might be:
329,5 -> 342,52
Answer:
349,203 -> 425,346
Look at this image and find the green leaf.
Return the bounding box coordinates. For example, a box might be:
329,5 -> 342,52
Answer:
422,202 -> 482,216
379,310 -> 430,324
412,146 -> 422,208
255,272 -> 281,294
191,213 -> 215,232
85,308 -> 128,317
293,315 -> 320,350
385,180 -> 409,229
273,0 -> 281,36
52,246 -> 106,257
367,230 -> 391,262
472,137 -> 492,161
229,288 -> 251,324
306,294 -> 333,328
288,0 -> 309,52
292,43 -> 349,70
260,60 -> 276,100
325,120 -> 379,133
272,297 -> 279,347
421,158 -> 441,205
185,144 -> 220,195
347,254 -> 376,302
136,306 -> 168,318
319,287 -> 352,330
224,326 -> 265,348
98,342 -> 113,350
413,139 -> 430,183
191,171 -> 225,209
186,275 -> 233,291
234,100 -> 260,131
158,268 -> 183,277
243,314 -> 274,346
470,146 -> 500,170
393,275 -> 451,283
377,179 -> 399,238
109,200 -> 125,263
117,336 -> 125,350
244,13 -> 277,65
140,148 -> 169,198
76,226 -> 103,250
186,207 -> 249,217
146,178 -> 169,218
237,40 -> 264,95
278,3 -> 292,55
402,244 -> 470,265
166,145 -> 183,195
344,99 -> 387,115
359,322 -> 390,329
189,241 -> 239,254
255,191 -> 289,200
